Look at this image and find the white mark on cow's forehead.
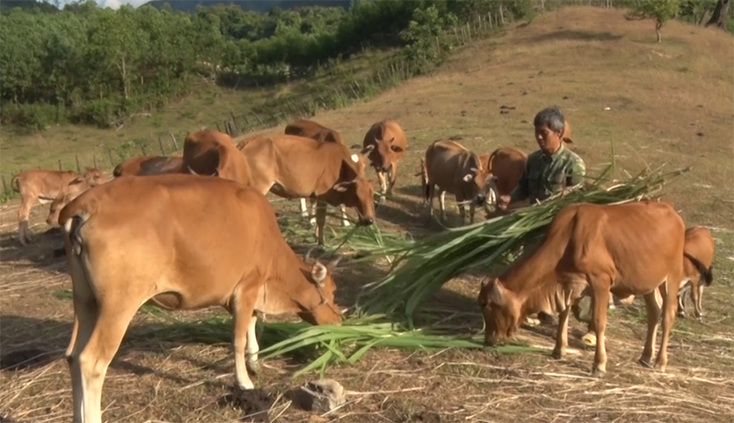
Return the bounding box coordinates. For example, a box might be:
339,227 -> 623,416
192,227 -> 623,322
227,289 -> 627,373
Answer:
351,154 -> 359,163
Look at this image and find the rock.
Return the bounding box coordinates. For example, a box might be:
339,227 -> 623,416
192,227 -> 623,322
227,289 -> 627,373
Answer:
288,379 -> 346,413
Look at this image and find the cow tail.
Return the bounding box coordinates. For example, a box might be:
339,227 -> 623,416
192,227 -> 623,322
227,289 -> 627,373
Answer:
63,212 -> 90,256
684,252 -> 713,286
10,175 -> 21,192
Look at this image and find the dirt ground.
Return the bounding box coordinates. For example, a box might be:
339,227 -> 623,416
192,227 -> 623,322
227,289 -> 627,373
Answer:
2,7 -> 734,423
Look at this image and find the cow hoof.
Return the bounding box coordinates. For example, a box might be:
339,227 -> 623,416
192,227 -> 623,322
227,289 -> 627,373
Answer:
581,333 -> 597,347
638,357 -> 653,369
523,317 -> 540,327
551,349 -> 564,360
236,380 -> 255,391
676,311 -> 686,318
246,360 -> 261,375
591,368 -> 607,379
654,363 -> 667,373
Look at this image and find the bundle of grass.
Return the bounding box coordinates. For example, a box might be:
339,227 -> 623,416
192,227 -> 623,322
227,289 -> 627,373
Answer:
355,162 -> 691,324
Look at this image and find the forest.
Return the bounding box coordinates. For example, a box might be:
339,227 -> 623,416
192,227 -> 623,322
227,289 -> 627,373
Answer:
0,0 -> 730,132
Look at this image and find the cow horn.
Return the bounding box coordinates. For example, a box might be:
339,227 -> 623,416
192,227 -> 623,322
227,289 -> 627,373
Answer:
327,254 -> 343,270
187,165 -> 200,176
304,247 -> 316,263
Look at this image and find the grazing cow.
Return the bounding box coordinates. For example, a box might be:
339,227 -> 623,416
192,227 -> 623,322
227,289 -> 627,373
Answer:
478,146 -> 528,215
183,129 -> 251,186
284,119 -> 366,227
59,174 -> 344,423
238,133 -> 376,246
561,120 -> 573,145
354,119 -> 407,200
10,168 -> 106,245
46,173 -> 107,227
421,139 -> 491,225
112,155 -> 183,177
477,201 -> 707,376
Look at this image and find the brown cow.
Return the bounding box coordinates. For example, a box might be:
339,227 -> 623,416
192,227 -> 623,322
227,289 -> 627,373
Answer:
59,173 -> 344,423
477,201 -> 706,376
112,155 -> 183,177
46,173 -> 107,227
477,146 -> 528,216
284,119 -> 366,227
183,129 -> 251,186
354,119 -> 407,201
421,139 -> 491,225
238,133 -> 376,246
10,168 -> 106,245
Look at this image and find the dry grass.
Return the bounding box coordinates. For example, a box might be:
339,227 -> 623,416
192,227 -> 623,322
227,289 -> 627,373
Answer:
2,6 -> 734,423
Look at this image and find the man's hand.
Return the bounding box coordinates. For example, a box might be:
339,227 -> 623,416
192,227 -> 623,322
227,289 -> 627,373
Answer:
497,195 -> 511,210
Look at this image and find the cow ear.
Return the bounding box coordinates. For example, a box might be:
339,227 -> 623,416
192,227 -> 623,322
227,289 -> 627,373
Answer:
350,144 -> 362,150
462,173 -> 473,182
487,278 -> 507,306
69,176 -> 85,185
562,137 -> 574,144
311,262 -> 328,286
390,144 -> 404,153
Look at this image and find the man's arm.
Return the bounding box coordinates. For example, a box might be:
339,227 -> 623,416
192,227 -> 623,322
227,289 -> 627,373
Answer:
496,166 -> 529,212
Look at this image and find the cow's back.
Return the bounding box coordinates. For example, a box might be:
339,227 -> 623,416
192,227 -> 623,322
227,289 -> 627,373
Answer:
61,174 -> 276,306
184,130 -> 250,186
285,119 -> 344,145
16,170 -> 80,198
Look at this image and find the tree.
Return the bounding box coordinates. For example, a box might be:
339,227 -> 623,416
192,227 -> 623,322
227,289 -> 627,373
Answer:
706,0 -> 731,28
626,0 -> 681,42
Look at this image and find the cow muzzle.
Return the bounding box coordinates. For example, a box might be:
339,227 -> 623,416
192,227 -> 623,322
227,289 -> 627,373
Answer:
475,194 -> 487,205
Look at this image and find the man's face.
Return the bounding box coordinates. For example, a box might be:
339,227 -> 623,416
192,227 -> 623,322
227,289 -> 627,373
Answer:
534,123 -> 562,154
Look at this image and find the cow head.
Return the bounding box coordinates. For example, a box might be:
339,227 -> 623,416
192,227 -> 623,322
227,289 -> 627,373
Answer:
462,164 -> 493,206
298,250 -> 344,326
354,138 -> 404,172
330,176 -> 376,226
46,176 -> 97,226
478,277 -> 523,346
82,167 -> 108,185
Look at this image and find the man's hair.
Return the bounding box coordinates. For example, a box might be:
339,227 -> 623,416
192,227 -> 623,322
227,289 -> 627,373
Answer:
533,106 -> 565,134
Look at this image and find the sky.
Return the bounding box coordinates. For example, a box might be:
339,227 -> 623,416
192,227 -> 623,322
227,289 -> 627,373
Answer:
56,0 -> 150,10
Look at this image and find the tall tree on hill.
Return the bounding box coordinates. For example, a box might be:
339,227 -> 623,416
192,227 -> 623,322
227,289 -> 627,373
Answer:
625,0 -> 681,42
706,0 -> 730,28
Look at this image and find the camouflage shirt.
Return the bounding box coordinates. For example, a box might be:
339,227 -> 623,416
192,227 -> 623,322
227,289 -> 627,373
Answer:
509,145 -> 586,204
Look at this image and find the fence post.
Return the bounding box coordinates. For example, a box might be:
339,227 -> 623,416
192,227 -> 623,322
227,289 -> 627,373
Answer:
93,155 -> 98,169
108,149 -> 115,166
2,175 -> 7,195
251,110 -> 265,127
75,155 -> 80,172
170,134 -> 179,150
229,111 -> 241,135
158,137 -> 165,154
140,144 -> 147,156
58,159 -> 62,171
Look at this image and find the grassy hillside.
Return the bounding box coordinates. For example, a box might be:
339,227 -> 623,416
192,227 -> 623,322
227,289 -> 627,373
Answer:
2,6 -> 734,423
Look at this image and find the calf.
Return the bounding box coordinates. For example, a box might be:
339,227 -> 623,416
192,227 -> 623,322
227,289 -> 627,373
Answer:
478,146 -> 528,215
284,119 -> 366,227
10,168 -> 106,245
183,129 -> 251,186
421,139 -> 491,225
59,174 -> 344,423
355,119 -> 408,201
478,201 -> 708,376
113,155 -> 183,177
238,133 -> 376,246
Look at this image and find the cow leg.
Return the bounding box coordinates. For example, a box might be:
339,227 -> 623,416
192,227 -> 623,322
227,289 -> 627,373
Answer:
315,201 -> 327,246
233,280 -> 259,390
607,294 -> 616,310
310,199 -> 317,226
677,282 -> 689,318
426,181 -> 435,223
300,198 -> 309,220
458,201 -> 466,226
69,293 -> 137,423
17,195 -> 35,246
340,204 -> 350,227
639,289 -> 662,368
590,284 -> 610,377
439,191 -> 447,222
245,314 -> 260,375
654,278 -> 680,373
376,168 -> 388,203
387,162 -> 398,195
552,300 -> 572,359
469,202 -> 476,225
694,283 -> 704,319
